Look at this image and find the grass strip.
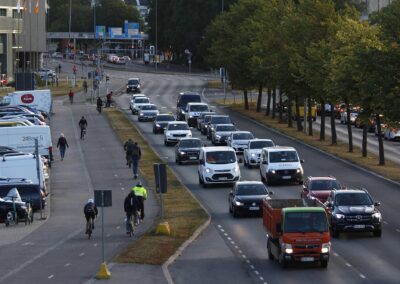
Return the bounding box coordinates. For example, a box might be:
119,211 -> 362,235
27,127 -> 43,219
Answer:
103,108 -> 208,265
219,99 -> 400,182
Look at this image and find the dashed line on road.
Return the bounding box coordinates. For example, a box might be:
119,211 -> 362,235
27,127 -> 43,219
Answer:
360,274 -> 366,279
64,263 -> 70,267
254,271 -> 259,275
121,187 -> 125,191
383,221 -> 388,225
246,259 -> 250,264
333,252 -> 339,257
242,254 -> 247,259
227,237 -> 231,241
238,250 -> 243,254
224,233 -> 228,237
396,229 -> 400,233
250,265 -> 255,269
93,243 -> 98,247
79,253 -> 85,257
116,226 -> 120,229
48,275 -> 54,279
346,262 -> 352,267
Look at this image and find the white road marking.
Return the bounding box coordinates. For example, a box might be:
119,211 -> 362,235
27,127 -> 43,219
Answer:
64,263 -> 70,267
360,274 -> 366,279
242,255 -> 246,259
116,226 -> 120,229
79,253 -> 85,257
238,250 -> 242,254
114,174 -> 118,177
224,233 -> 228,236
231,241 -> 235,245
246,260 -> 250,264
121,187 -> 125,191
93,243 -> 98,247
346,263 -> 352,267
220,229 -> 225,232
396,229 -> 400,233
217,225 -> 221,228
260,277 -> 264,281
254,271 -> 259,275
250,265 -> 255,269
227,237 -> 231,241
48,275 -> 54,279
234,245 -> 239,249
22,242 -> 34,246
383,221 -> 388,225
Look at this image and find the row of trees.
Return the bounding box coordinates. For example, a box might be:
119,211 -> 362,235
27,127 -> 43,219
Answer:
203,0 -> 400,165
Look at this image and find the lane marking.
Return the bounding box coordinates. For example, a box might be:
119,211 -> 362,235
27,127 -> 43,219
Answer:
234,245 -> 239,249
255,271 -> 259,275
346,263 -> 352,267
333,252 -> 339,257
246,260 -> 250,264
48,275 -> 54,279
360,274 -> 366,279
396,229 -> 400,233
224,233 -> 228,237
238,250 -> 242,254
217,225 -> 221,228
242,255 -> 247,259
231,241 -> 235,245
260,277 -> 264,281
93,243 -> 98,247
383,221 -> 388,225
227,237 -> 231,241
250,265 -> 255,269
64,263 -> 70,267
121,187 -> 125,191
79,253 -> 85,257
220,229 -> 225,232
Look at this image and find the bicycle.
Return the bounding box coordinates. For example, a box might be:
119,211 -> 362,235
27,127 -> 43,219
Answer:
127,214 -> 135,237
87,217 -> 94,239
80,127 -> 86,140
69,96 -> 74,104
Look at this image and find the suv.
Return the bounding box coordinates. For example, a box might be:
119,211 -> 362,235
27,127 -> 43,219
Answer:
131,97 -> 150,114
200,113 -> 218,135
176,91 -> 201,121
196,112 -> 214,130
226,131 -> 255,153
153,113 -> 175,134
211,124 -> 236,145
301,176 -> 342,203
206,115 -> 233,139
184,103 -> 210,127
126,78 -> 141,93
198,146 -> 241,187
259,146 -> 304,185
243,139 -> 275,168
325,189 -> 382,238
175,138 -> 203,164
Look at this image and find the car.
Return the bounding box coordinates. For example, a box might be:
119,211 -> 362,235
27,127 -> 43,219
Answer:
243,139 -> 275,168
226,131 -> 255,153
153,113 -> 175,134
196,111 -> 214,131
200,113 -> 218,135
206,115 -> 234,139
52,52 -> 63,59
384,127 -> 400,141
198,146 -> 241,187
131,97 -> 150,114
36,68 -> 56,79
259,146 -> 304,185
126,78 -> 141,94
184,103 -> 210,127
175,138 -> 203,164
0,189 -> 32,225
129,94 -> 147,110
301,176 -> 342,203
211,124 -> 236,145
325,188 -> 382,238
340,110 -> 359,125
164,121 -> 192,146
138,104 -> 159,121
176,91 -> 201,121
228,181 -> 272,217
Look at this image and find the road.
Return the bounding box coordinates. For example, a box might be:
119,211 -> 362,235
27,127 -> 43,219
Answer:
111,70 -> 400,284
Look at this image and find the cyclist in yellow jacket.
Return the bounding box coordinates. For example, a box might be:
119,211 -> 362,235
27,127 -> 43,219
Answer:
132,181 -> 147,222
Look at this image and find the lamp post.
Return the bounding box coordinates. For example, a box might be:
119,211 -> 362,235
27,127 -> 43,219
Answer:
155,0 -> 158,72
69,0 -> 72,52
184,49 -> 192,73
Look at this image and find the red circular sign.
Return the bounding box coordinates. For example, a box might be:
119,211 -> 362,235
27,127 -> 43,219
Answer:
21,94 -> 34,104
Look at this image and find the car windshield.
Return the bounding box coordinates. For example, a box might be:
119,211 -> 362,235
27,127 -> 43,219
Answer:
156,115 -> 174,122
269,151 -> 299,163
212,117 -> 231,124
233,133 -> 254,140
310,180 -> 341,191
178,95 -> 201,107
179,140 -> 202,148
200,112 -> 212,119
135,98 -> 149,104
141,105 -> 157,110
250,141 -> 274,149
168,123 -> 189,130
236,184 -> 268,196
204,115 -> 214,123
216,125 -> 236,131
335,193 -> 373,206
206,151 -> 236,164
128,79 -> 139,85
190,105 -> 208,112
284,212 -> 328,233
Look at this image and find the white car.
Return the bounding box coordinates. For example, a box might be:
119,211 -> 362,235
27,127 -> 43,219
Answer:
227,131 -> 255,153
384,128 -> 400,141
184,102 -> 210,127
164,121 -> 192,146
131,97 -> 150,114
243,139 -> 275,168
36,68 -> 56,79
129,94 -> 147,109
340,111 -> 359,125
138,104 -> 159,121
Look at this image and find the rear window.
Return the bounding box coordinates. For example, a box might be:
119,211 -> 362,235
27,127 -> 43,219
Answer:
177,95 -> 201,107
309,180 -> 341,191
236,184 -> 268,196
211,116 -> 231,124
250,140 -> 275,149
135,98 -> 149,104
168,123 -> 189,130
156,115 -> 175,122
233,133 -> 254,140
141,105 -> 157,110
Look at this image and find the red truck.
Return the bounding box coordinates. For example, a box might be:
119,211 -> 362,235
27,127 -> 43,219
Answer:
263,199 -> 331,268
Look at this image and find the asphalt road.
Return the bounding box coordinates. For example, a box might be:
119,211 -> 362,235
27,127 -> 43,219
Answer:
111,70 -> 400,284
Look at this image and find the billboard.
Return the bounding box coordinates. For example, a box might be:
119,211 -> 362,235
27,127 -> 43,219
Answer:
95,26 -> 106,39
124,22 -> 140,39
109,27 -> 124,39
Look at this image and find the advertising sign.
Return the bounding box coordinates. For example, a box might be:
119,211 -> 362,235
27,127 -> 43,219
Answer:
95,26 -> 106,39
109,27 -> 124,39
125,22 -> 140,39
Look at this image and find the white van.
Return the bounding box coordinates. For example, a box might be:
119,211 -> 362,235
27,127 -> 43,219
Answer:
0,90 -> 52,115
259,146 -> 304,185
198,146 -> 241,187
0,153 -> 46,192
0,125 -> 53,162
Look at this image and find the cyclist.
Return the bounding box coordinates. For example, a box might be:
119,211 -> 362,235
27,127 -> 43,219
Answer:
133,181 -> 147,223
84,199 -> 98,234
68,89 -> 74,104
96,97 -> 103,114
78,116 -> 88,139
124,188 -> 139,234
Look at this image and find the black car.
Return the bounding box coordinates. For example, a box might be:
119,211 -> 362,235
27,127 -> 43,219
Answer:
325,189 -> 382,238
0,198 -> 32,225
229,181 -> 272,217
176,91 -> 201,121
175,138 -> 203,164
196,112 -> 214,130
200,114 -> 218,135
126,78 -> 141,93
153,114 -> 175,134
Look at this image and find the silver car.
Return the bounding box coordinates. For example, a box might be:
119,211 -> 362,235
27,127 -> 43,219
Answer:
227,131 -> 255,153
211,124 -> 236,145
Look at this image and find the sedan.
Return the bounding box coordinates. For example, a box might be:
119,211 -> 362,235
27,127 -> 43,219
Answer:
131,97 -> 150,114
175,138 -> 203,164
243,139 -> 275,168
138,104 -> 159,122
301,176 -> 343,203
229,181 -> 272,218
164,121 -> 192,146
153,113 -> 175,134
211,124 -> 236,145
227,131 -> 255,153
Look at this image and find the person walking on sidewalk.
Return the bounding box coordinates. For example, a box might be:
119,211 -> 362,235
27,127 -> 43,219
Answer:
123,138 -> 134,168
124,189 -> 139,233
96,97 -> 103,113
106,91 -> 113,108
68,89 -> 74,104
132,181 -> 147,222
131,142 -> 141,179
83,80 -> 88,93
57,133 -> 69,161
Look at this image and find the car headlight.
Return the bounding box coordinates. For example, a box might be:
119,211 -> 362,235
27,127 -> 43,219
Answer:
137,85 -> 141,88
372,212 -> 382,220
321,243 -> 330,254
189,115 -> 194,118
180,151 -> 186,155
156,124 -> 161,127
232,165 -> 240,173
251,153 -> 256,157
235,201 -> 244,206
205,168 -> 213,174
181,110 -> 185,114
166,133 -> 172,137
296,168 -> 302,173
139,113 -> 144,116
334,213 -> 345,219
215,135 -> 221,139
282,243 -> 293,254
205,125 -> 208,128
187,132 -> 192,137
269,169 -> 276,174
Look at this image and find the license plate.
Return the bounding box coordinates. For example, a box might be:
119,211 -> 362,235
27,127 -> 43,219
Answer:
353,224 -> 365,229
249,206 -> 259,211
301,257 -> 314,262
219,177 -> 228,180
282,175 -> 291,179
189,156 -> 197,160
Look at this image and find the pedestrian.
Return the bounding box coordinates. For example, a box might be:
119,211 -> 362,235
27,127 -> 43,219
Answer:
68,89 -> 74,104
96,97 -> 103,114
132,181 -> 147,222
58,64 -> 62,74
106,91 -> 113,108
83,79 -> 88,93
56,133 -> 69,161
123,138 -> 134,168
131,142 -> 141,179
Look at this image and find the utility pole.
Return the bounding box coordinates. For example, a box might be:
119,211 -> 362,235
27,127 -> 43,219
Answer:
69,0 -> 72,49
155,0 -> 158,72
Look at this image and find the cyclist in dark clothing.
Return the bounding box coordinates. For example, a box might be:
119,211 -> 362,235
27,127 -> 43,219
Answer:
79,116 -> 88,139
124,190 -> 139,234
84,199 -> 98,234
123,138 -> 134,168
96,97 -> 103,113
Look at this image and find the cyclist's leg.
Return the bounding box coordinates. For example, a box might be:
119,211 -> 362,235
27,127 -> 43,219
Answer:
85,215 -> 90,233
126,212 -> 131,233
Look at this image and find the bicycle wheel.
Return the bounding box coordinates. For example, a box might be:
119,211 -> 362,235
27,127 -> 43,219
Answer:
129,217 -> 134,237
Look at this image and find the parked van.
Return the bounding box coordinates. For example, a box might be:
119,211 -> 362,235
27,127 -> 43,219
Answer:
0,90 -> 52,115
0,153 -> 46,194
259,146 -> 304,185
0,120 -> 32,127
0,125 -> 53,161
198,146 -> 241,187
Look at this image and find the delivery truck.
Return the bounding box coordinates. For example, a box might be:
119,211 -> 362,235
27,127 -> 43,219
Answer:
263,199 -> 331,268
0,90 -> 52,116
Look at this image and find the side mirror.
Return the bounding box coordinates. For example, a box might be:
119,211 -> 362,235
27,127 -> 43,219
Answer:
203,143 -> 207,147
262,161 -> 267,165
199,159 -> 204,164
300,159 -> 305,163
276,223 -> 282,233
374,202 -> 381,207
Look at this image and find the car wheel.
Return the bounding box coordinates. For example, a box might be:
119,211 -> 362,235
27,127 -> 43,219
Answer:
131,110 -> 134,115
373,229 -> 382,237
153,128 -> 156,134
198,173 -> 203,185
267,238 -> 275,260
298,180 -> 303,185
260,172 -> 266,183
320,260 -> 328,268
229,203 -> 232,213
164,140 -> 168,146
232,207 -> 239,218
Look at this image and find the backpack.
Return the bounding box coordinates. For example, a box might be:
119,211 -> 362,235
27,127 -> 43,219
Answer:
85,203 -> 95,215
132,145 -> 140,157
126,142 -> 134,154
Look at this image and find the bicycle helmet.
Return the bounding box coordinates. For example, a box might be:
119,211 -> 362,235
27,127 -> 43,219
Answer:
88,198 -> 94,203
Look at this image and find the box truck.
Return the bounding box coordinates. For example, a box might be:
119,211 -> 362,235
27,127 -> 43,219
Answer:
0,90 -> 52,115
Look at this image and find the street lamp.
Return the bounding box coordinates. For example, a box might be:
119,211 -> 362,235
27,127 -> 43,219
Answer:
184,49 -> 192,73
155,0 -> 158,72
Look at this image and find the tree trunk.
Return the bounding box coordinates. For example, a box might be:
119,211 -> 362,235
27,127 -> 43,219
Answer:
272,87 -> 277,119
308,98 -> 313,136
346,104 -> 353,152
320,98 -> 325,141
265,88 -> 272,116
279,90 -> 284,123
256,84 -> 263,112
287,95 -> 293,128
362,124 -> 368,157
330,103 -> 337,145
243,89 -> 249,110
295,97 -> 302,131
376,114 -> 385,165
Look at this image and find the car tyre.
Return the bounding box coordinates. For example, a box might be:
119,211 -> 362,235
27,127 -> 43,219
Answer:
320,260 -> 328,268
373,229 -> 382,237
229,203 -> 232,213
198,173 -> 203,185
232,207 -> 239,218
267,238 -> 275,260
